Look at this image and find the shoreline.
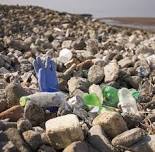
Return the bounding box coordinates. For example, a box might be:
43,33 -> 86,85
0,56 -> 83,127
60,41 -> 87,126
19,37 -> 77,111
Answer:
100,17 -> 155,32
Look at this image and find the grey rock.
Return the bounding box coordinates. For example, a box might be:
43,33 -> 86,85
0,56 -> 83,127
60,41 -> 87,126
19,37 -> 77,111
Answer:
130,135 -> 155,152
23,130 -> 43,150
87,125 -> 114,152
73,38 -> 86,50
0,141 -> 17,152
88,65 -> 104,84
86,39 -> 99,55
0,131 -> 8,142
112,128 -> 146,147
5,128 -> 31,152
24,103 -> 45,126
63,141 -> 90,152
0,98 -> 7,113
0,121 -> 17,131
38,145 -> 56,152
17,118 -> 32,133
33,126 -> 44,134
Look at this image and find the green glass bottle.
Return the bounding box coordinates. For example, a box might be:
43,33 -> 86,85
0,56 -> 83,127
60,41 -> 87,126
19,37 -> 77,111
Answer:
102,85 -> 119,107
82,93 -> 102,109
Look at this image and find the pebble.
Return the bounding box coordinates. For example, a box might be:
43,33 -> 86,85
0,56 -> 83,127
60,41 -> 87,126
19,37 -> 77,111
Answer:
5,82 -> 29,108
93,111 -> 128,138
24,103 -> 45,126
130,135 -> 155,152
68,77 -> 90,94
17,118 -> 32,133
112,128 -> 146,147
88,64 -> 104,84
23,130 -> 43,150
87,125 -> 114,152
5,128 -> 31,152
38,145 -> 56,152
104,60 -> 119,83
118,57 -> 133,68
72,38 -> 86,50
45,114 -> 84,149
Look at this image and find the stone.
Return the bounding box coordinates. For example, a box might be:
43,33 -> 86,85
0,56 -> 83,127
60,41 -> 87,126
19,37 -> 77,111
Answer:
0,98 -> 7,113
0,141 -> 17,152
38,145 -> 56,152
0,131 -> 8,142
23,130 -> 43,150
104,60 -> 119,83
24,103 -> 45,126
9,40 -> 29,51
87,125 -> 114,152
73,38 -> 86,50
76,59 -> 93,70
0,121 -> 17,131
130,135 -> 155,152
124,75 -> 141,89
5,128 -> 31,152
5,82 -> 29,108
63,141 -> 89,152
0,67 -> 9,74
45,114 -> 84,149
17,118 -> 32,133
21,72 -> 32,83
88,65 -> 104,84
68,77 -> 90,94
0,105 -> 23,122
118,57 -> 133,68
33,126 -> 44,134
122,113 -> 143,129
62,40 -> 72,48
112,128 -> 145,147
86,39 -> 99,55
93,111 -> 128,138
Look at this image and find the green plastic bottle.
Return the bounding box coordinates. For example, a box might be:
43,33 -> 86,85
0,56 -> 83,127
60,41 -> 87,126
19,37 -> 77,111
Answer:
82,93 -> 102,109
102,85 -> 119,107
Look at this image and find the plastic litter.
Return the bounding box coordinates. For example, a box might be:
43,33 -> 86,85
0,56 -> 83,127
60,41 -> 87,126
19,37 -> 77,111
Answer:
118,88 -> 139,115
20,92 -> 66,112
58,48 -> 73,63
33,56 -> 59,92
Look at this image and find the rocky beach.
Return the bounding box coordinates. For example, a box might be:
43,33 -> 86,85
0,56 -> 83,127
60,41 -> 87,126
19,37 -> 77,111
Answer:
1,4 -> 155,152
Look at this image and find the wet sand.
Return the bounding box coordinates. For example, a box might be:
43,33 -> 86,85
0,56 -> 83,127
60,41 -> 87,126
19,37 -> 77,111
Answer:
101,17 -> 155,31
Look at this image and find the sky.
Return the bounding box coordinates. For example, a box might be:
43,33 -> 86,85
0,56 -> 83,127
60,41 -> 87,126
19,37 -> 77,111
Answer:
1,0 -> 155,18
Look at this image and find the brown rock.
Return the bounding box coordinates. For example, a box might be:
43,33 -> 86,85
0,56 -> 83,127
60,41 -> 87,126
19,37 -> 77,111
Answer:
112,128 -> 146,147
0,105 -> 23,121
5,82 -> 29,108
93,111 -> 128,138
